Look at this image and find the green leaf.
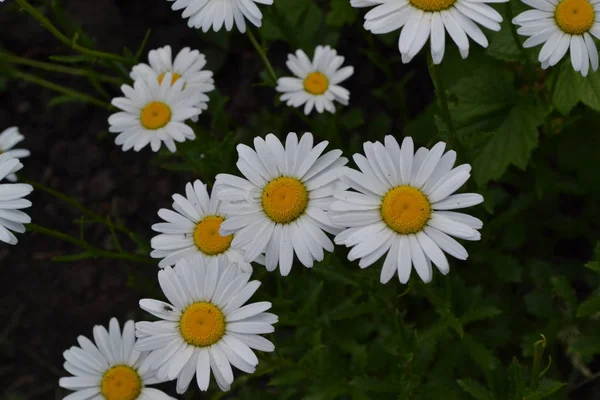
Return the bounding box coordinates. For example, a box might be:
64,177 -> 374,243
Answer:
576,291 -> 600,317
48,54 -> 90,63
463,335 -> 499,370
553,61 -> 600,114
508,357 -> 526,400
550,276 -> 577,311
471,97 -> 545,185
524,379 -> 566,399
47,95 -> 84,108
326,0 -> 358,27
457,379 -> 495,400
460,306 -> 502,325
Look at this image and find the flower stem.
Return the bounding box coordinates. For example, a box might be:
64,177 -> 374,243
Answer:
26,223 -> 155,265
15,0 -> 131,64
247,28 -> 278,85
8,68 -> 111,109
0,51 -> 122,84
427,54 -> 462,153
530,334 -> 547,389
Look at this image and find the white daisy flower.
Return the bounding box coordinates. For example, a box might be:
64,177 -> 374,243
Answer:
0,127 -> 30,182
59,318 -> 175,400
276,45 -> 354,115
214,132 -> 348,276
352,0 -> 506,64
135,258 -> 277,393
108,73 -> 203,153
151,179 -> 253,272
168,0 -> 273,33
130,45 -> 214,122
0,154 -> 33,245
513,0 -> 600,76
330,136 -> 484,284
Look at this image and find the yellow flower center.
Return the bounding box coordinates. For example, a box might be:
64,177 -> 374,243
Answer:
100,365 -> 142,400
180,302 -> 226,347
193,216 -> 233,256
262,177 -> 309,224
381,186 -> 431,234
157,72 -> 182,85
555,0 -> 595,34
410,0 -> 456,11
140,101 -> 171,130
303,72 -> 329,95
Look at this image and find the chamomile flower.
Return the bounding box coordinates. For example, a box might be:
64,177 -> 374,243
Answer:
352,0 -> 506,64
130,46 -> 214,122
0,127 -> 29,181
108,73 -> 203,153
151,179 -> 253,272
276,46 -> 354,115
135,258 -> 277,393
59,318 -> 175,400
168,0 -> 273,33
0,154 -> 32,245
330,136 -> 484,284
513,0 -> 600,76
214,132 -> 348,276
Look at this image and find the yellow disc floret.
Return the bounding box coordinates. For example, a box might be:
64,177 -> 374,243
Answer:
100,365 -> 142,400
381,186 -> 431,234
410,0 -> 456,11
180,302 -> 226,347
262,177 -> 309,224
140,101 -> 171,130
555,0 -> 595,34
303,72 -> 329,95
158,72 -> 182,85
193,216 -> 233,255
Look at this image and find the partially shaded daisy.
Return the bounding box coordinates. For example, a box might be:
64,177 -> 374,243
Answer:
135,258 -> 277,393
151,179 -> 253,272
108,73 -> 202,153
130,45 -> 214,122
214,132 -> 348,276
59,318 -> 175,400
330,136 -> 484,284
0,127 -> 30,181
0,154 -> 32,245
276,46 -> 354,115
168,0 -> 273,33
352,0 -> 506,64
513,0 -> 600,75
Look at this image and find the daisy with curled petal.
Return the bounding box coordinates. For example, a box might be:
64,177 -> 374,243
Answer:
330,136 -> 484,285
213,132 -> 348,276
0,127 -> 30,181
352,0 -> 506,64
513,0 -> 600,76
151,179 -> 253,272
130,45 -> 214,122
108,73 -> 202,153
168,0 -> 273,33
276,45 -> 354,115
0,154 -> 33,245
135,257 -> 277,393
59,318 -> 175,400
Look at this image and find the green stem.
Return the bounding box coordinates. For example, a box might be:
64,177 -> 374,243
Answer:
530,334 -> 547,389
9,69 -> 111,109
26,223 -> 155,265
0,51 -> 122,84
15,0 -> 131,64
427,54 -> 463,154
506,0 -> 534,75
247,28 -> 278,85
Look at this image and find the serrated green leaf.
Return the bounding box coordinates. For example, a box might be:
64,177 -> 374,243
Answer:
576,291 -> 600,317
552,62 -> 581,116
508,357 -> 526,400
471,97 -> 545,185
457,378 -> 495,400
463,335 -> 499,370
550,276 -> 577,311
461,306 -> 502,325
524,379 -> 566,399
